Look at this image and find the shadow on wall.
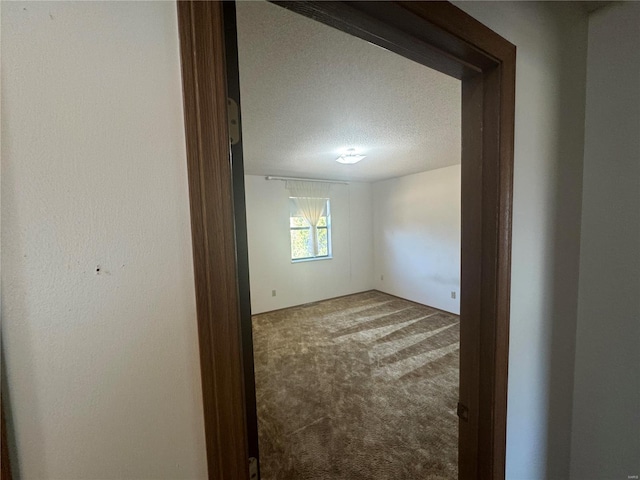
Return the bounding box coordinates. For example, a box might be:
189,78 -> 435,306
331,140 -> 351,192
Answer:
1,161 -> 45,477
544,9 -> 588,480
2,347 -> 20,478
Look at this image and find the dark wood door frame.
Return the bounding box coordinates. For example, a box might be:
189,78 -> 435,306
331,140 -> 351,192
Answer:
177,2 -> 515,479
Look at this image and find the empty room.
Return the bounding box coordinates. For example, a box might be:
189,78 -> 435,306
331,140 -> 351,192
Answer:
236,2 -> 461,478
4,0 -> 639,479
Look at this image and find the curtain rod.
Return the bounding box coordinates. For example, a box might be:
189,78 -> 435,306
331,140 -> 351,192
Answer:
265,175 -> 349,185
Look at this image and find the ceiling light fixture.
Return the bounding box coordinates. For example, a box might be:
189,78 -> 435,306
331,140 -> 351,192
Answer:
336,148 -> 366,165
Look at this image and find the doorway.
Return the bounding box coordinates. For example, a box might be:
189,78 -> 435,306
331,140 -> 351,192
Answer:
237,2 -> 462,476
176,2 -> 515,479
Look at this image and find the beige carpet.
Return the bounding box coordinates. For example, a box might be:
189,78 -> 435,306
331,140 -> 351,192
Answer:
252,290 -> 459,480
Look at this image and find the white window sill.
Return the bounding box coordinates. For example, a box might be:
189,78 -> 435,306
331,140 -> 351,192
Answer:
291,256 -> 333,264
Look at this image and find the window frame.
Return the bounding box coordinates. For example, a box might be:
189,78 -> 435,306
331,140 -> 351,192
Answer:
289,197 -> 332,262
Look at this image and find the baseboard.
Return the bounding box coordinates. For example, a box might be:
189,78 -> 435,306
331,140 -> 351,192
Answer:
371,289 -> 458,316
252,289 -> 378,317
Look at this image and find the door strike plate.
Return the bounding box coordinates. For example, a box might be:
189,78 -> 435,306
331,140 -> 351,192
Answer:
249,456 -> 258,480
457,402 -> 469,422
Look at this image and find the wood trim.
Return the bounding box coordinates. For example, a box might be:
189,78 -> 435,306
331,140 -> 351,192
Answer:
493,50 -> 516,478
459,70 -> 484,479
272,1 -> 481,79
220,2 -> 261,467
176,2 -> 249,479
177,1 -> 515,479
394,2 -> 515,63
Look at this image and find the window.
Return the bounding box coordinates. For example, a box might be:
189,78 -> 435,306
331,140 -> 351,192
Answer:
289,197 -> 331,261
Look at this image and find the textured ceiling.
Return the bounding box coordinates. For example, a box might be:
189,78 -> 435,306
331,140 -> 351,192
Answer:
236,1 -> 461,183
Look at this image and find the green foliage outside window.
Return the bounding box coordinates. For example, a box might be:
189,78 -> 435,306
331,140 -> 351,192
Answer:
290,226 -> 312,259
289,204 -> 330,261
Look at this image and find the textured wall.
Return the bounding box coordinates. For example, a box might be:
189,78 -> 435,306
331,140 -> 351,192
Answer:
1,1 -> 598,478
453,2 -> 588,478
570,3 -> 640,478
245,176 -> 374,314
372,166 -> 461,314
1,2 -> 207,478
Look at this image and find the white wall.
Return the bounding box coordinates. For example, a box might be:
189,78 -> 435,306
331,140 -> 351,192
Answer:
245,175 -> 374,314
1,1 -> 601,479
453,3 -> 588,478
570,4 -> 640,478
372,165 -> 460,314
1,2 -> 207,478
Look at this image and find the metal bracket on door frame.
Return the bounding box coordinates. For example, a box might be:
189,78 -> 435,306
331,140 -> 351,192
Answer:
249,456 -> 258,480
457,402 -> 469,422
227,97 -> 241,145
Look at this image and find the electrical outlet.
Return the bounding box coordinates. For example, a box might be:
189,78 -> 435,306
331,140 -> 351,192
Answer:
451,291 -> 456,299
272,290 -> 276,297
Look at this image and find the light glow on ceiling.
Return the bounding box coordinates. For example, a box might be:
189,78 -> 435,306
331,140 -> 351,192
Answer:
336,149 -> 366,165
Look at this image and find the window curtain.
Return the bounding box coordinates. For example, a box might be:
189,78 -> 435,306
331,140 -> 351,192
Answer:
286,181 -> 331,256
